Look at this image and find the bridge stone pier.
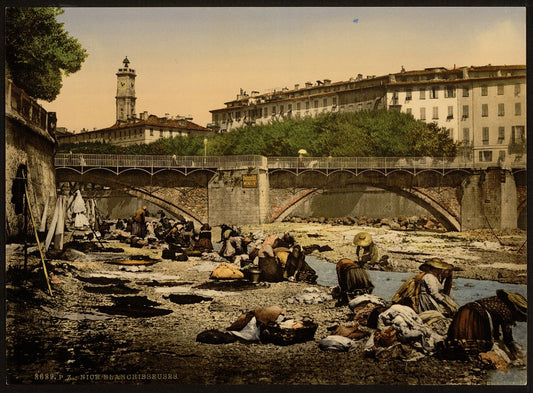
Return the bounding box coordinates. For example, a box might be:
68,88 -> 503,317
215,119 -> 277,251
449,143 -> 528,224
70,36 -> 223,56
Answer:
208,165 -> 270,226
55,154 -> 526,231
461,168 -> 518,231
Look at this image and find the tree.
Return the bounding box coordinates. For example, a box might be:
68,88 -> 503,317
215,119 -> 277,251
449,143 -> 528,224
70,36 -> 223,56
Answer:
5,7 -> 87,101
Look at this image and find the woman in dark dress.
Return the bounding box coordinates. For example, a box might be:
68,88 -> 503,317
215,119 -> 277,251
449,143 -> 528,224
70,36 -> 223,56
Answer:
446,289 -> 527,359
284,245 -> 317,284
194,223 -> 213,251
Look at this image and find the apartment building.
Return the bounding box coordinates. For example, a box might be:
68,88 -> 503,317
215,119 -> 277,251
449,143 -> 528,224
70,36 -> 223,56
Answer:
210,64 -> 526,164
58,57 -> 211,147
388,65 -> 526,164
209,75 -> 388,132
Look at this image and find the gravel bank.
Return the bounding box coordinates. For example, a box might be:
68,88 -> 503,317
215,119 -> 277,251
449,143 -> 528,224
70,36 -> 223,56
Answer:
5,223 -> 526,385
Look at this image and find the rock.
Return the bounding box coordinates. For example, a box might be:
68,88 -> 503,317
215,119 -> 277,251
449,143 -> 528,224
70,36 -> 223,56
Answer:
390,222 -> 401,230
60,248 -> 90,262
424,220 -> 436,229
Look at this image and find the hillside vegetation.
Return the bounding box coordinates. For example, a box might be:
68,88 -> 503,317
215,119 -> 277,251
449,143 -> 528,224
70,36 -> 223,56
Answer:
60,111 -> 458,157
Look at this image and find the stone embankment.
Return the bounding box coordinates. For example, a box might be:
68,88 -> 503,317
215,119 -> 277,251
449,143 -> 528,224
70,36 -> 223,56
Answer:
284,215 -> 447,232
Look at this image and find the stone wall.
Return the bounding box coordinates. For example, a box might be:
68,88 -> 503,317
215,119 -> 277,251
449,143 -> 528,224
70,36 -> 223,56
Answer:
5,115 -> 57,241
208,169 -> 269,226
461,169 -> 517,231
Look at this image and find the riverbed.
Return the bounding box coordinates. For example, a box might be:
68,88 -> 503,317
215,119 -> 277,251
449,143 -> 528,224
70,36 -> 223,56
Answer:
5,222 -> 527,386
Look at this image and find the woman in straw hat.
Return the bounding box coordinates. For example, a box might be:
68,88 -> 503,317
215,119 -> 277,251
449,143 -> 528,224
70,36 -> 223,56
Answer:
417,258 -> 459,317
353,232 -> 379,264
446,289 -> 527,360
334,232 -> 376,305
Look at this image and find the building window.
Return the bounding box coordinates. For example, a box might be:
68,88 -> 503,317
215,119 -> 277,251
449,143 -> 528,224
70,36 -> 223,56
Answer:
296,102 -> 301,111
462,87 -> 469,97
430,86 -> 439,99
479,151 -> 493,162
332,97 -> 337,106
447,106 -> 453,119
515,102 -> 521,116
314,100 -> 319,109
498,103 -> 505,116
405,89 -> 412,101
481,104 -> 488,117
406,108 -> 412,115
514,84 -> 521,96
462,105 -> 469,119
463,128 -> 470,143
432,107 -> 439,119
287,104 -> 292,113
420,107 -> 426,120
481,86 -> 488,96
497,85 -> 504,95
236,111 -> 241,120
280,105 -> 284,114
305,101 -> 310,110
512,126 -> 525,144
419,88 -> 426,100
498,151 -> 506,162
445,86 -> 455,98
323,98 -> 327,107
160,129 -> 163,136
498,127 -> 505,144
482,127 -> 489,145
150,128 -> 153,136
272,106 -> 276,115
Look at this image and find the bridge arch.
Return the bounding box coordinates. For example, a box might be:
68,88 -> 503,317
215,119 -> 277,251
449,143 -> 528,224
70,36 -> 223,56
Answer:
56,168 -> 206,225
272,184 -> 461,231
124,187 -> 203,225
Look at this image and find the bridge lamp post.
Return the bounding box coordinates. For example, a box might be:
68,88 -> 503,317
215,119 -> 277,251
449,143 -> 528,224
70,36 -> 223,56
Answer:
203,138 -> 208,157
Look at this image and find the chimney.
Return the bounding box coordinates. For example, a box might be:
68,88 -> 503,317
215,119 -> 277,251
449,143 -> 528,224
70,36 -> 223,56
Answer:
305,82 -> 312,88
462,67 -> 469,79
389,74 -> 396,83
294,84 -> 300,90
165,113 -> 170,119
324,79 -> 331,85
356,74 -> 363,81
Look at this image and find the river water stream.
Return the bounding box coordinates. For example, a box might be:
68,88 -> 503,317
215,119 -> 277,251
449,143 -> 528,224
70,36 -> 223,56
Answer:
305,256 -> 527,385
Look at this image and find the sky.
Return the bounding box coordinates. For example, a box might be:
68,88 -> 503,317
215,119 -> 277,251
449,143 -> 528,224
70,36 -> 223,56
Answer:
40,6 -> 526,132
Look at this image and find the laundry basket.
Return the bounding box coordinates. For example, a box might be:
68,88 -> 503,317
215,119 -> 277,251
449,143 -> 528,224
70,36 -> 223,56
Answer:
260,321 -> 318,346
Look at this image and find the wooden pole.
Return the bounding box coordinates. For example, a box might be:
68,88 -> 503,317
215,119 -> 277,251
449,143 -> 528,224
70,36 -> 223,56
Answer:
23,178 -> 28,271
24,183 -> 53,296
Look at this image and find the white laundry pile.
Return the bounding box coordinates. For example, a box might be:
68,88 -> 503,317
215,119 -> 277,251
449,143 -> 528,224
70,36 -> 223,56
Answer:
286,287 -> 330,305
375,304 -> 444,354
318,335 -> 356,352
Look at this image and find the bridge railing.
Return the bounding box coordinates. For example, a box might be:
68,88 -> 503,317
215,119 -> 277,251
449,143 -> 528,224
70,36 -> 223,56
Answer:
55,153 -> 267,169
55,153 -> 525,170
268,156 -> 473,169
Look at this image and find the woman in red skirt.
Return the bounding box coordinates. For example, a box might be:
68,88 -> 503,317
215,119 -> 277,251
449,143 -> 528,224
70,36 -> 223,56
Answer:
446,289 -> 527,359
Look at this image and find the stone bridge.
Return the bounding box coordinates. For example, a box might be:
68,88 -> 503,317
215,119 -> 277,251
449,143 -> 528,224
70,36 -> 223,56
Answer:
55,153 -> 527,231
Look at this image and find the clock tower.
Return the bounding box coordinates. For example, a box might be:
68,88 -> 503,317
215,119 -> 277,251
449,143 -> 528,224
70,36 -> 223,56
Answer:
116,56 -> 137,123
